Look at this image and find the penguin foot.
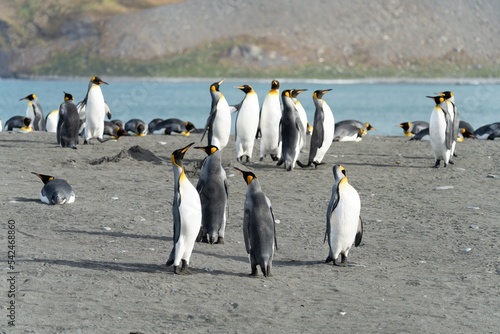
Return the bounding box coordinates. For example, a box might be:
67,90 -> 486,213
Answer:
448,160 -> 454,165
173,265 -> 182,274
180,260 -> 191,275
453,153 -> 458,157
259,157 -> 264,162
296,160 -> 311,168
249,269 -> 259,277
313,162 -> 325,169
215,237 -> 224,245
325,255 -> 334,263
97,137 -> 111,143
434,160 -> 440,168
165,259 -> 174,267
276,159 -> 284,167
271,155 -> 279,162
83,139 -> 91,145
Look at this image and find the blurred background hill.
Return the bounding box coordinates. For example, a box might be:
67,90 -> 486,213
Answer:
0,0 -> 499,78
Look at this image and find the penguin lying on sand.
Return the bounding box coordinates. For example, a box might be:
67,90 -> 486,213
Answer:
31,172 -> 75,205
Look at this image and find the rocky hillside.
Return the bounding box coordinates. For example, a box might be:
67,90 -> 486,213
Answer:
1,0 -> 499,78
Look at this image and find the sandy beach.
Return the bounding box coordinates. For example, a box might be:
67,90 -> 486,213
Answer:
0,131 -> 498,333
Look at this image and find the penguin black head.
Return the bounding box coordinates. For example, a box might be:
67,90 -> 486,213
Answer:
461,128 -> 475,138
436,91 -> 453,100
32,172 -> 55,185
23,117 -> 32,127
63,92 -> 74,101
313,89 -> 332,99
194,145 -> 219,156
426,95 -> 445,105
171,142 -> 195,167
291,89 -> 307,98
137,124 -> 146,135
20,93 -> 36,101
236,85 -> 253,94
271,80 -> 280,90
398,122 -> 411,132
91,76 -> 108,85
210,79 -> 224,92
282,89 -> 293,98
184,121 -> 197,132
365,123 -> 375,131
234,167 -> 256,185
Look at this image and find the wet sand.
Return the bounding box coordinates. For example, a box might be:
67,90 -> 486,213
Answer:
0,131 -> 498,333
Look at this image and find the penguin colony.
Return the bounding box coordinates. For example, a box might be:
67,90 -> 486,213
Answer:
4,77 -> 498,276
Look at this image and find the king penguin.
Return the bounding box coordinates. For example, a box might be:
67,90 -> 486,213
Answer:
298,89 -> 335,168
333,122 -> 365,142
258,79 -> 282,162
45,110 -> 59,133
437,91 -> 459,162
277,90 -> 305,171
151,118 -> 197,135
31,172 -> 75,205
20,93 -> 45,131
57,92 -> 80,149
398,121 -> 429,137
325,165 -> 363,266
235,167 -> 277,277
195,145 -> 228,244
335,120 -> 374,139
78,76 -> 111,144
201,80 -> 232,150
125,118 -> 148,136
166,142 -> 202,274
234,84 -> 260,162
427,95 -> 452,168
4,116 -> 32,132
291,89 -> 308,151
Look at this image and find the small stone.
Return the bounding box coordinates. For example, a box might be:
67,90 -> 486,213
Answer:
469,224 -> 479,230
275,219 -> 281,224
111,196 -> 119,200
462,247 -> 472,253
467,206 -> 480,210
102,226 -> 111,231
339,311 -> 346,316
434,186 -> 454,190
486,174 -> 498,178
158,141 -> 167,145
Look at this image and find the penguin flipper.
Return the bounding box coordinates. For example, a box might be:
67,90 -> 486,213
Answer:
173,193 -> 182,244
444,110 -> 453,150
104,101 -> 112,120
243,208 -> 251,254
201,108 -> 217,142
267,197 -> 278,251
325,186 -> 340,243
355,216 -> 363,247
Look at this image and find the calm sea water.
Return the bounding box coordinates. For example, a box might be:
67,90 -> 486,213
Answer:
1,77 -> 499,136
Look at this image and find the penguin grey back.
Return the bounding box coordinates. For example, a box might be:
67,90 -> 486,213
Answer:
278,90 -> 303,171
57,92 -> 80,148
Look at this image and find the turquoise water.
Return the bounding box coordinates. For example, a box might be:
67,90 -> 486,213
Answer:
1,77 -> 499,135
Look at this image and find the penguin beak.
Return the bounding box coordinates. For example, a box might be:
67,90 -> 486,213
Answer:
218,79 -> 224,85
100,80 -> 108,85
180,142 -> 195,154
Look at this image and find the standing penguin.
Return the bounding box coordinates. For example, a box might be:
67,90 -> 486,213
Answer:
325,165 -> 363,266
125,118 -> 148,136
195,145 -> 228,244
234,84 -> 260,162
437,91 -> 459,162
298,89 -> 335,168
78,76 -> 110,144
235,167 -> 277,277
258,79 -> 282,161
427,95 -> 453,168
277,89 -> 305,171
45,110 -> 59,133
291,89 -> 308,150
20,93 -> 45,131
201,80 -> 232,150
31,172 -> 76,205
57,92 -> 80,149
166,142 -> 202,274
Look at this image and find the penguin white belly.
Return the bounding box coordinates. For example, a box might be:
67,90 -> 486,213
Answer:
176,180 -> 201,265
45,110 -> 59,133
212,98 -> 231,150
236,97 -> 260,158
338,133 -> 359,142
429,108 -> 450,163
260,94 -> 282,157
296,103 -> 308,135
313,103 -> 335,163
331,185 -> 360,259
26,104 -> 35,129
85,86 -> 105,140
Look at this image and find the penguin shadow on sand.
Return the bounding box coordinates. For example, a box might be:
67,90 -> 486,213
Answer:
11,196 -> 41,203
56,229 -> 171,242
28,258 -> 166,273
